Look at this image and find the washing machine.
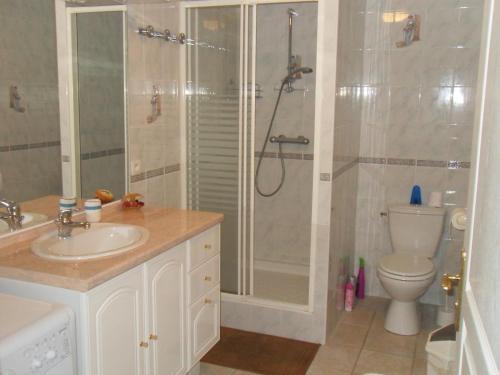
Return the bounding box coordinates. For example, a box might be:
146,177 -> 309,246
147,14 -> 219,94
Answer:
0,293 -> 75,375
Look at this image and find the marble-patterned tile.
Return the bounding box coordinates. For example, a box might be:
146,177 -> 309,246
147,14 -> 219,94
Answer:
326,323 -> 370,349
199,363 -> 236,375
307,345 -> 360,375
353,349 -> 413,375
364,320 -> 417,358
411,356 -> 427,375
339,305 -> 375,327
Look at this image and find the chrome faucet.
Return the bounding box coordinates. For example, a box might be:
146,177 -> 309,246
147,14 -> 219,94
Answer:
55,209 -> 90,239
0,199 -> 23,232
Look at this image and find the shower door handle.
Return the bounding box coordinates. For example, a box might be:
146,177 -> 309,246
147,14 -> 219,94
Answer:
269,135 -> 310,145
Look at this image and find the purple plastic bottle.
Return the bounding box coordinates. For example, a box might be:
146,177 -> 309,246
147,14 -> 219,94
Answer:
355,257 -> 365,299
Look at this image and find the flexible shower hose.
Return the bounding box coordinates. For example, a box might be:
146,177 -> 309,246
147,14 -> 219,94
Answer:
255,79 -> 288,197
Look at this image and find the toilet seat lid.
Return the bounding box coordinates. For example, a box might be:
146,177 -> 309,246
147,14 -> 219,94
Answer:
379,254 -> 434,277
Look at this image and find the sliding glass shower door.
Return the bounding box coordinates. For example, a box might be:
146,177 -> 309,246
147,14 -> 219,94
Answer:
185,2 -> 316,306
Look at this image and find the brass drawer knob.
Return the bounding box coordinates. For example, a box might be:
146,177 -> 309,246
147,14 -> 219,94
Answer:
204,244 -> 212,250
140,341 -> 149,348
149,334 -> 158,340
204,276 -> 212,282
204,298 -> 212,304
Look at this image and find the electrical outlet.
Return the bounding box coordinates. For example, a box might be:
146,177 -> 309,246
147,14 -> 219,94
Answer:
131,160 -> 142,174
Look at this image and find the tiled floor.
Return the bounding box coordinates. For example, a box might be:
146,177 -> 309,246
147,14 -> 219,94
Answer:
200,297 -> 437,375
307,297 -> 436,375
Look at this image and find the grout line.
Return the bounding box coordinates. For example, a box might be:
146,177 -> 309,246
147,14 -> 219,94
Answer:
350,309 -> 376,375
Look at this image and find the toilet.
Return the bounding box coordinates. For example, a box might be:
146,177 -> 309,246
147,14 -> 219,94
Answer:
377,204 -> 445,335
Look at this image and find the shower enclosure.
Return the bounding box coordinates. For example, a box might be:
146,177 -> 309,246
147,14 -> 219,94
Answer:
184,1 -> 317,308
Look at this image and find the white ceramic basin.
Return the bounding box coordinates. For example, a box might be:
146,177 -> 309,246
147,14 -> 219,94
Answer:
0,212 -> 49,234
32,223 -> 150,261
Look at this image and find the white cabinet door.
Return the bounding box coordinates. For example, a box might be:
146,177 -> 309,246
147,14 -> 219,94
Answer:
87,266 -> 146,375
146,245 -> 187,375
188,286 -> 220,367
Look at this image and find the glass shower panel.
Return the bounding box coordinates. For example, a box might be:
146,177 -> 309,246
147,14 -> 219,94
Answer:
186,6 -> 242,294
252,2 -> 317,305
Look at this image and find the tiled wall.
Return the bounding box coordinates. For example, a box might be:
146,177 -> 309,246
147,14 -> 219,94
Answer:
0,0 -> 62,202
75,11 -> 126,199
127,3 -> 182,208
352,0 -> 483,304
327,0 -> 365,331
253,3 -> 317,269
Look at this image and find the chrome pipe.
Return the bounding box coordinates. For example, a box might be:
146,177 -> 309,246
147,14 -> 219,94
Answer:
287,9 -> 297,92
269,135 -> 310,145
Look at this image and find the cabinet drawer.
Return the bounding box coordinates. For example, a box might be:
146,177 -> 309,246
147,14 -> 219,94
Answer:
188,287 -> 220,368
188,255 -> 220,304
187,225 -> 220,271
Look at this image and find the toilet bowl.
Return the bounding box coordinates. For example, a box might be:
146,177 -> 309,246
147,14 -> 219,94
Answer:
378,253 -> 436,335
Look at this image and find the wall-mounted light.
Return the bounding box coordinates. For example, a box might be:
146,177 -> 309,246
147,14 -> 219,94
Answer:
382,11 -> 410,23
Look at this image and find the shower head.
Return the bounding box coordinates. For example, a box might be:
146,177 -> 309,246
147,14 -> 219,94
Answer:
283,67 -> 313,83
288,8 -> 299,17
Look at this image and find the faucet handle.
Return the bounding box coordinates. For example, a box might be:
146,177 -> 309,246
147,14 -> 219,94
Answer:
56,209 -> 72,224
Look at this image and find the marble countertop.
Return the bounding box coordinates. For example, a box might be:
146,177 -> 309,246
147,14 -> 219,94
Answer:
0,204 -> 223,292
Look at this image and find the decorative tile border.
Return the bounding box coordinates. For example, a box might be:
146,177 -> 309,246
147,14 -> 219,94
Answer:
332,156 -> 471,181
254,151 -> 314,161
130,163 -> 180,183
0,140 -> 60,152
81,147 -> 125,161
359,157 -> 470,169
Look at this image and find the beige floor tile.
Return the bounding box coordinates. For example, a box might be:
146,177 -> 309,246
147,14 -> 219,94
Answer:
308,344 -> 360,374
200,363 -> 236,375
338,305 -> 375,327
306,366 -> 351,375
233,371 -> 259,375
412,357 -> 427,375
364,321 -> 417,358
357,296 -> 390,313
353,349 -> 413,375
371,307 -> 387,328
420,303 -> 439,330
326,323 -> 369,349
415,329 -> 432,358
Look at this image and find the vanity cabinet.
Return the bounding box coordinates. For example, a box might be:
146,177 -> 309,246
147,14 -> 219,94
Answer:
0,208 -> 223,375
146,245 -> 186,375
85,225 -> 220,375
87,265 -> 146,375
186,226 -> 221,368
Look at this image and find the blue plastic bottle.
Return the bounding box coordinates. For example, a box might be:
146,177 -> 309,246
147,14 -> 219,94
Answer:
410,185 -> 422,205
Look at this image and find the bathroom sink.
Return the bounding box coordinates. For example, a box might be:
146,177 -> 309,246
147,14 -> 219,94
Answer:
0,212 -> 49,234
32,223 -> 150,261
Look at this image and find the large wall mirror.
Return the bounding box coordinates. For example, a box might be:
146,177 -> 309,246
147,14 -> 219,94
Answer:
0,0 -> 127,235
69,8 -> 127,200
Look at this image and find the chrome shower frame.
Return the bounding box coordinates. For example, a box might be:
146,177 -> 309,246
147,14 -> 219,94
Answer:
181,0 -> 319,315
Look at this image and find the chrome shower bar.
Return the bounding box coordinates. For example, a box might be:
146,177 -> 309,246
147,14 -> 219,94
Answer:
137,25 -> 186,45
269,135 -> 310,145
